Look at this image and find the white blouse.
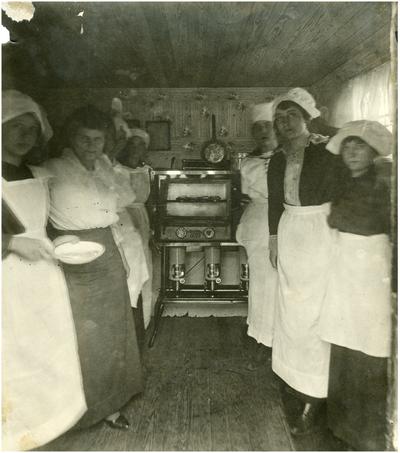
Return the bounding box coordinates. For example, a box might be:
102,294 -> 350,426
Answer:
283,148 -> 304,206
240,154 -> 270,201
43,149 -> 122,230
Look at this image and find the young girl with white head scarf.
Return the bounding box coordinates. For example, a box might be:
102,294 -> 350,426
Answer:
2,90 -> 87,450
318,120 -> 392,451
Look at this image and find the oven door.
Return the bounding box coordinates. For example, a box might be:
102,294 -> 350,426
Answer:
159,178 -> 231,221
156,177 -> 233,241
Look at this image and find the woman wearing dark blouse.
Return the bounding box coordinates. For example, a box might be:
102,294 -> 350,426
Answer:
267,88 -> 343,435
318,120 -> 393,451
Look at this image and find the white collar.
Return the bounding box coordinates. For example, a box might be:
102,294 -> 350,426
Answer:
62,148 -> 102,173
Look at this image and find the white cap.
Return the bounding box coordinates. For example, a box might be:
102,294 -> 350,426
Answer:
327,120 -> 392,157
2,90 -> 53,141
274,88 -> 320,119
129,128 -> 150,148
251,102 -> 274,123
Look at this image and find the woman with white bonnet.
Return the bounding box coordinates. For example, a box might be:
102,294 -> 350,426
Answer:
98,121 -> 150,341
116,127 -> 154,330
2,90 -> 86,449
236,101 -> 278,362
267,87 -> 344,435
318,120 -> 392,450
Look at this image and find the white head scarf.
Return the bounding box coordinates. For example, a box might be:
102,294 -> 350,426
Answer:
113,116 -> 132,139
251,102 -> 274,123
273,87 -> 320,119
129,128 -> 150,148
2,89 -> 53,141
326,120 -> 392,157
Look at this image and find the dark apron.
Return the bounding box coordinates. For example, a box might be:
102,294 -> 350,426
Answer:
50,226 -> 144,428
328,345 -> 387,451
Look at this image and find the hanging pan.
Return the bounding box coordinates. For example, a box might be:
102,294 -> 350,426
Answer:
201,114 -> 227,164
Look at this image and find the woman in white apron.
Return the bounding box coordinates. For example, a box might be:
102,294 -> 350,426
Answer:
318,121 -> 392,450
116,128 -> 154,329
267,88 -> 343,435
2,90 -> 86,450
96,155 -> 149,320
236,102 -> 278,350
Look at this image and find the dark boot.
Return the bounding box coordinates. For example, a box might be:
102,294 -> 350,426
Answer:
289,402 -> 322,436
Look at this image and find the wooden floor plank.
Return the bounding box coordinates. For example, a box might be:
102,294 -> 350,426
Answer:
39,317 -> 346,451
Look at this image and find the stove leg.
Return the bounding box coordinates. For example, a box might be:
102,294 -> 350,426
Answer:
148,295 -> 165,348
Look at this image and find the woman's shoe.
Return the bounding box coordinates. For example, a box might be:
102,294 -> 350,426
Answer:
289,403 -> 321,436
104,414 -> 130,430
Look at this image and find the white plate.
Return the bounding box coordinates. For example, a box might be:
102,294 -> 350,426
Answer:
54,241 -> 105,264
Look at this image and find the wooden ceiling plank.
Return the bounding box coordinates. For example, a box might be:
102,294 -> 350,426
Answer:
301,25 -> 391,87
198,4 -> 240,87
162,3 -> 200,86
268,3 -> 363,81
265,3 -> 336,80
223,3 -> 290,83
290,6 -> 391,86
113,3 -> 169,87
211,2 -> 259,86
301,2 -> 392,73
310,27 -> 391,96
194,4 -> 214,87
230,3 -> 323,86
208,3 -> 260,86
3,2 -> 393,89
141,3 -> 180,87
223,2 -> 389,87
292,3 -> 376,60
211,2 -> 287,87
161,3 -> 186,84
106,4 -> 154,86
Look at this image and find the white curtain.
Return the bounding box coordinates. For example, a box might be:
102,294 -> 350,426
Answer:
330,61 -> 394,131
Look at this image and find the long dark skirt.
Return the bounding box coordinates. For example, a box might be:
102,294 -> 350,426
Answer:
327,345 -> 388,451
50,226 -> 144,429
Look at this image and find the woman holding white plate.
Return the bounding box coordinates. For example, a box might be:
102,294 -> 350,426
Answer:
2,90 -> 87,450
42,105 -> 143,431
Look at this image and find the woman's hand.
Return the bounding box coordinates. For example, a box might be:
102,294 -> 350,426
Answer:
269,235 -> 278,269
240,194 -> 251,208
53,235 -> 80,248
8,237 -> 55,262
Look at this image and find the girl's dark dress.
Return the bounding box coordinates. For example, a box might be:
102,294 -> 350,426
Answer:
326,167 -> 391,451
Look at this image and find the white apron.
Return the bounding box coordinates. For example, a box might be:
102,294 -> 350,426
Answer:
126,167 -> 153,329
236,157 -> 277,347
318,232 -> 392,358
272,203 -> 333,398
2,176 -> 86,451
95,157 -> 150,314
112,211 -> 149,311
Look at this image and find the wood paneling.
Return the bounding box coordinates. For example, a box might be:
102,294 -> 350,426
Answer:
38,317 -> 348,451
36,86 -> 289,168
3,2 -> 392,90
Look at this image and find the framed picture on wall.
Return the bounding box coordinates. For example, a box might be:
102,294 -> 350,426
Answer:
145,120 -> 171,150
